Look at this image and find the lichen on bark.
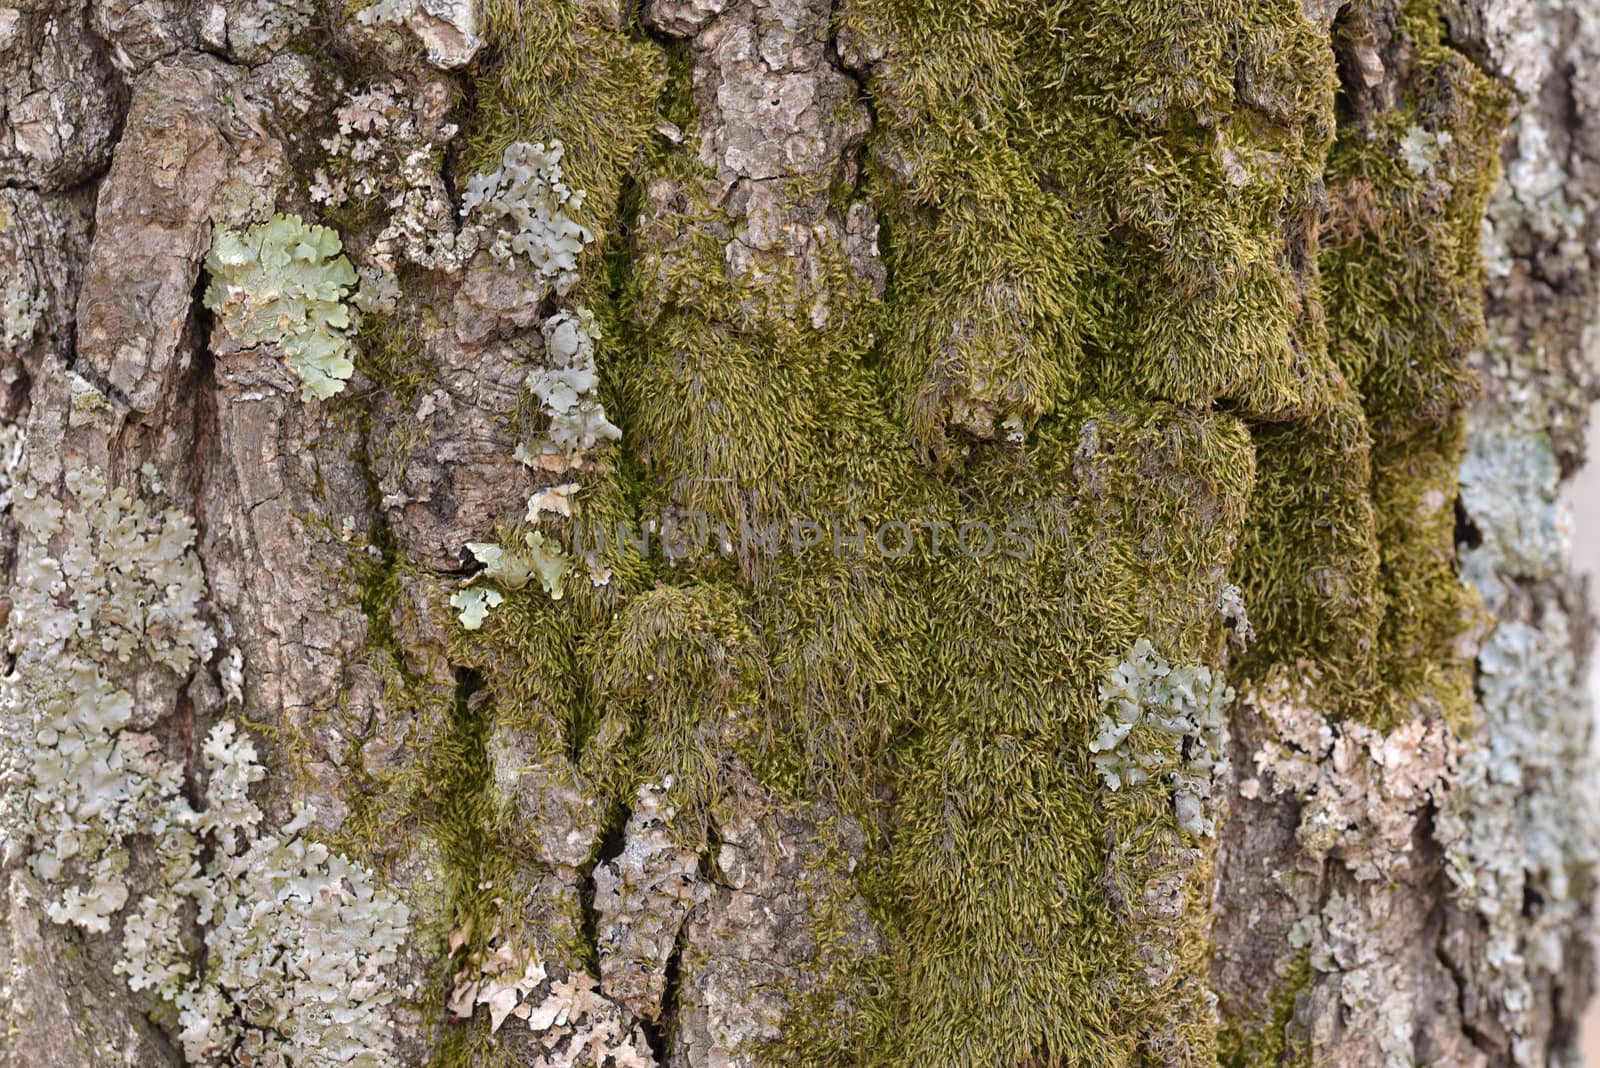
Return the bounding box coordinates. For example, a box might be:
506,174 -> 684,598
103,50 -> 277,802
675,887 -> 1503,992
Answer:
0,0 -> 1596,1065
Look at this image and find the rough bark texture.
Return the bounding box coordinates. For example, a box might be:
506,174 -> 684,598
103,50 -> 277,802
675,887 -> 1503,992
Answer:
0,0 -> 1595,1066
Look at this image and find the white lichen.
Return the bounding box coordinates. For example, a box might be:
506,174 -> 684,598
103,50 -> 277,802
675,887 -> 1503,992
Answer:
1090,639 -> 1233,837
447,935 -> 653,1065
314,81 -> 464,278
355,0 -> 483,68
203,214 -> 359,401
1218,581 -> 1253,650
460,141 -> 593,298
1399,124 -> 1453,177
527,309 -> 622,464
525,483 -> 580,525
1,276 -> 42,350
1244,668 -> 1459,881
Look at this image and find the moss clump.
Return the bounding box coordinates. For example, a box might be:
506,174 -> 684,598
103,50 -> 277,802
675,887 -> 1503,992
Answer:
390,0 -> 1517,1062
1232,387 -> 1384,711
468,0 -> 666,263
1291,0 -> 1512,729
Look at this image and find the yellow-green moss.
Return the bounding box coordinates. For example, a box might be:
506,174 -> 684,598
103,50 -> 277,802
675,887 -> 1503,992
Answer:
354,0 -> 1521,1062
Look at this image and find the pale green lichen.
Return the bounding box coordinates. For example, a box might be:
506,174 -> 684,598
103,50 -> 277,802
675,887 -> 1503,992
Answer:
446,150 -> 614,631
173,798 -> 411,1066
1091,639 -> 1233,838
202,214 -> 359,401
450,533 -> 570,629
466,534 -> 569,601
1457,429 -> 1566,602
451,585 -> 504,630
1443,426 -> 1595,1053
1,463 -> 410,1066
1,465 -> 212,938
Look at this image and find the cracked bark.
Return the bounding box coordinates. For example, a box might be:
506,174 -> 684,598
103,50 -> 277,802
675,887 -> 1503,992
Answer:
0,0 -> 1595,1065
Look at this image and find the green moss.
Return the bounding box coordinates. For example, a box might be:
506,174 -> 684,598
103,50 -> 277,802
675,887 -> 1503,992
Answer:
377,0 -> 1518,1060
1217,951 -> 1314,1068
468,0 -> 666,274
1279,0 -> 1513,729
355,303 -> 434,414
1233,388 -> 1384,712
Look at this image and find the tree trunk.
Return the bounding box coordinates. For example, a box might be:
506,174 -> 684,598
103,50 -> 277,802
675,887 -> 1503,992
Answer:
0,0 -> 1595,1065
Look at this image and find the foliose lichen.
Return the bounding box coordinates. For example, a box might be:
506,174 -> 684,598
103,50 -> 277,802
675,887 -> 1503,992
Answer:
444,149 -> 618,632
202,213 -> 360,401
1091,639 -> 1234,838
468,534 -> 569,600
528,308 -> 621,464
446,933 -> 652,1065
0,461 -> 411,1066
1457,429 -> 1566,604
448,586 -> 499,630
459,141 -> 593,298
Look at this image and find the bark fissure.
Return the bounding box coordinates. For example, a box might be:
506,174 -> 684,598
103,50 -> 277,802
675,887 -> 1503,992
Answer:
0,0 -> 1596,1065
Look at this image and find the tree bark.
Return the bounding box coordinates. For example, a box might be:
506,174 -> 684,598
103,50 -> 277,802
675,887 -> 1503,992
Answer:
0,0 -> 1595,1065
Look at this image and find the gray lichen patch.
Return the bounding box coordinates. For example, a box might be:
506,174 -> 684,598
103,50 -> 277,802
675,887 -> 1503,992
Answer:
592,780 -> 710,1021
460,141 -> 594,299
0,277 -> 41,354
1457,429 -> 1566,601
356,0 -> 484,69
166,736 -> 413,1068
314,78 -> 466,281
200,0 -> 314,62
437,154 -> 621,628
530,309 -> 621,459
1,463 -> 413,1066
1436,604 -> 1596,1050
0,0 -> 121,189
1091,639 -> 1233,838
1242,667 -> 1460,883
